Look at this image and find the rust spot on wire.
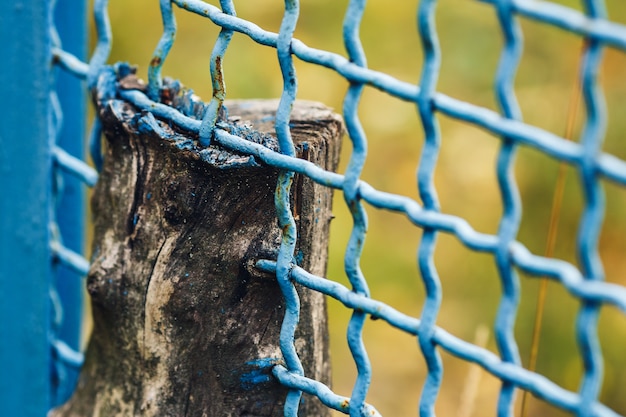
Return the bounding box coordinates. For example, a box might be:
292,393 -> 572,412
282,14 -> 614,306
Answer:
213,56 -> 226,102
150,56 -> 162,67
340,399 -> 350,410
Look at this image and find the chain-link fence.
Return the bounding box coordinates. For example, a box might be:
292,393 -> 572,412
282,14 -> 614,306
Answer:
2,0 -> 626,416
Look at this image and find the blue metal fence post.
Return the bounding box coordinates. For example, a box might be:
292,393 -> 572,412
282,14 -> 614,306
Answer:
0,1 -> 53,416
52,0 -> 87,407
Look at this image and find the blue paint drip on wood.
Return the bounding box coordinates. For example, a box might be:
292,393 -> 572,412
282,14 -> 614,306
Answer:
240,358 -> 281,390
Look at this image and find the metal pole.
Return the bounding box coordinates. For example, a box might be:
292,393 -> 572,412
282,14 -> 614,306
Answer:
0,1 -> 53,416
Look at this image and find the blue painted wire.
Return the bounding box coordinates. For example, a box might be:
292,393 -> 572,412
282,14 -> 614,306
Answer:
89,83 -> 626,416
575,1 -> 608,415
49,0 -> 96,405
256,260 -> 621,417
274,169 -> 303,417
274,1 -> 304,415
49,8 -> 87,403
50,87 -> 63,151
52,47 -> 89,79
82,1 -> 626,412
275,0 -> 298,158
199,0 -> 235,146
479,0 -> 626,51
342,1 -> 373,415
170,0 -> 626,187
86,0 -> 112,172
49,8 -> 67,404
50,0 -> 626,414
53,146 -> 98,187
51,243 -> 91,276
118,87 -> 626,316
88,0 -> 111,89
492,1 -> 523,414
119,87 -> 626,307
272,365 -> 382,417
52,339 -> 84,369
415,1 -> 444,415
147,0 -> 177,101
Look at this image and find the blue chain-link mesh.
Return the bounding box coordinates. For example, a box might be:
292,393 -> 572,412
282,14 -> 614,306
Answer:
50,0 -> 626,416
48,0 -> 94,407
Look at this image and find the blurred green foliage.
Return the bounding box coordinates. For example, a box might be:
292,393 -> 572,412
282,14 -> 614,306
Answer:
96,1 -> 626,416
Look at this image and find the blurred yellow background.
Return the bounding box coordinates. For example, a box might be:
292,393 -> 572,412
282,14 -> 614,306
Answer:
94,1 -> 626,416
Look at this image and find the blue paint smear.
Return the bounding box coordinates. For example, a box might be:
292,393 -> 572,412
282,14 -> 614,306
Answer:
240,358 -> 281,390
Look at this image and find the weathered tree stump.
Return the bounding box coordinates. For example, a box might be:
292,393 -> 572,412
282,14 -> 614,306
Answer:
50,72 -> 342,416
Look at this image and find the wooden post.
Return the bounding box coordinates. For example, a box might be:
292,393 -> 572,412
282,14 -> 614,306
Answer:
51,75 -> 342,416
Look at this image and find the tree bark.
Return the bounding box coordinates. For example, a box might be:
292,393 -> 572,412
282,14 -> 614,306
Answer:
51,76 -> 342,416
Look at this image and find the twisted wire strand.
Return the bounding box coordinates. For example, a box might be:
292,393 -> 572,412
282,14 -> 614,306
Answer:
415,1 -> 444,415
87,0 -> 112,171
93,81 -> 626,415
88,0 -> 111,90
48,0 -> 626,414
492,0 -> 524,414
49,1 -> 70,399
575,1 -> 608,415
479,0 -> 626,51
342,1 -> 373,415
162,0 -> 626,187
147,0 -> 177,101
118,87 -> 626,315
44,0 -> 617,186
274,1 -> 304,415
256,260 -> 621,417
48,0 -> 93,403
272,365 -> 382,417
199,0 -> 236,146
